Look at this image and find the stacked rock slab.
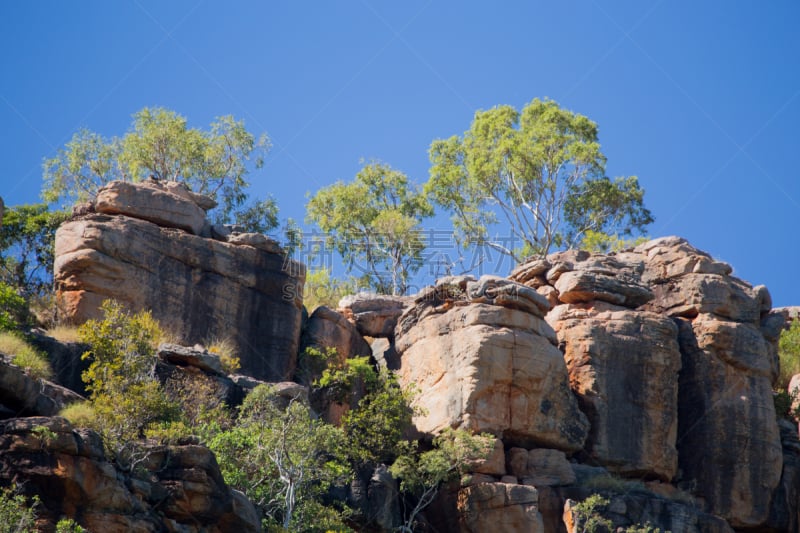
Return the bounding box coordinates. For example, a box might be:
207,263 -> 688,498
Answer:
54,180 -> 305,382
530,250 -> 682,481
513,236 -> 783,528
395,275 -> 589,451
635,237 -> 781,528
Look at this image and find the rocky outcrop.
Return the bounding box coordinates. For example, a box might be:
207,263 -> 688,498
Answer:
559,489 -> 734,533
300,306 -> 371,361
457,483 -> 544,533
548,303 -> 681,480
54,180 -> 305,381
0,416 -> 259,531
95,180 -> 208,235
0,357 -> 83,418
396,277 -> 588,451
338,293 -> 411,338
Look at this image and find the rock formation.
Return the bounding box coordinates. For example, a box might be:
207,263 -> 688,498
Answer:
7,188 -> 798,533
395,276 -> 589,451
0,416 -> 259,531
54,180 -> 305,381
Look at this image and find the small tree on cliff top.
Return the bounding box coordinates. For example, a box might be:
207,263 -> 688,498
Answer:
306,161 -> 433,295
42,107 -> 275,231
427,98 -> 653,261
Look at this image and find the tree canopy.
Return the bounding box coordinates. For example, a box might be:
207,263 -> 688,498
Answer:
42,107 -> 275,231
306,161 -> 433,295
0,203 -> 68,300
427,98 -> 653,261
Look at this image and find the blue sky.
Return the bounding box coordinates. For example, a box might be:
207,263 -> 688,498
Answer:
1,1 -> 798,305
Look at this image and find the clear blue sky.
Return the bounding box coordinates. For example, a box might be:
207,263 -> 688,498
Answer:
2,1 -> 798,305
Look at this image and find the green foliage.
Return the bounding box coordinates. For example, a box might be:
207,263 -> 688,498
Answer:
307,161 -> 434,295
0,331 -> 52,380
296,346 -> 338,387
332,359 -> 416,465
0,203 -> 69,301
0,486 -> 39,533
303,268 -> 362,312
571,493 -> 668,533
42,107 -> 274,232
774,387 -> 800,421
208,385 -> 350,531
427,98 -> 652,261
317,356 -> 380,398
0,282 -> 28,331
55,518 -> 87,533
571,494 -> 614,533
579,230 -> 648,254
78,300 -> 179,462
779,320 -> 800,389
390,428 -> 494,532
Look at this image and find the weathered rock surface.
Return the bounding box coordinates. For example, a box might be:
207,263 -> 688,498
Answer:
95,180 -> 208,235
55,210 -> 305,381
676,316 -> 782,527
0,357 -> 83,418
338,293 -> 411,338
0,416 -> 258,531
226,232 -> 283,254
560,489 -> 734,533
457,483 -> 544,533
763,418 -> 800,532
158,343 -> 225,375
347,464 -> 401,531
396,283 -> 588,451
300,306 -> 371,360
547,302 -> 681,480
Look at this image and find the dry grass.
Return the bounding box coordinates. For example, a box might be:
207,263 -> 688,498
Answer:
206,336 -> 241,374
60,402 -> 97,428
46,324 -> 82,344
0,332 -> 53,380
0,332 -> 31,356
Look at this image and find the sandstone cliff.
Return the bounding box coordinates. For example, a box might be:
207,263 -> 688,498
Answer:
54,180 -> 305,381
5,189 -> 796,533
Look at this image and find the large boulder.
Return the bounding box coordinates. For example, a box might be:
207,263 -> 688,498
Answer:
338,293 -> 411,338
300,306 -> 371,361
547,302 -> 682,480
458,483 -> 545,533
55,211 -> 305,382
0,356 -> 83,417
396,282 -> 588,451
94,180 -> 208,235
635,237 -> 768,322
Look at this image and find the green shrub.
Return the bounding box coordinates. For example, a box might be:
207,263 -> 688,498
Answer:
55,518 -> 86,533
0,282 -> 28,331
780,320 -> 800,389
570,494 -> 668,533
0,486 -> 39,533
303,268 -> 361,312
208,385 -> 350,531
78,300 -> 179,463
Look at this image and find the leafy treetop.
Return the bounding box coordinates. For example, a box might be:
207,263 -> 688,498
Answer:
306,161 -> 433,295
427,98 -> 653,261
43,107 -> 274,230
